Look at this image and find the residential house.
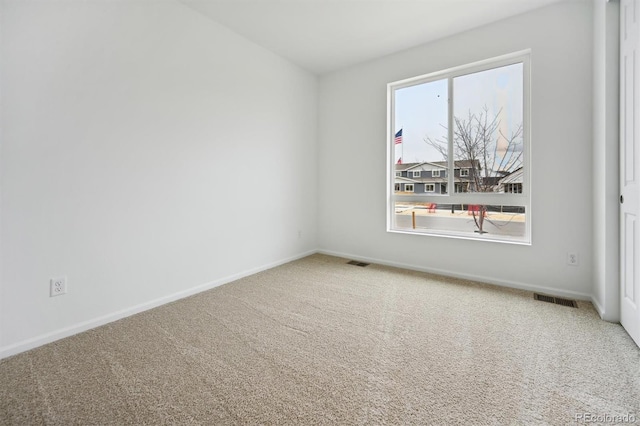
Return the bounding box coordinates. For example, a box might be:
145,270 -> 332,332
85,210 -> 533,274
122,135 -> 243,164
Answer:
394,160 -> 480,193
497,167 -> 524,193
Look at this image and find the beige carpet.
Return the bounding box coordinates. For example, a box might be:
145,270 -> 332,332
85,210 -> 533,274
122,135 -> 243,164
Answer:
1,254 -> 639,425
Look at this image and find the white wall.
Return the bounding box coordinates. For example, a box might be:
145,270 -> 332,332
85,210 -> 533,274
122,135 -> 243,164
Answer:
318,1 -> 594,299
0,0 -> 318,357
592,0 -> 620,321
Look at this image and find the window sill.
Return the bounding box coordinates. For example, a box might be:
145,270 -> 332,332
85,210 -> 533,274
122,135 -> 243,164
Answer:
387,227 -> 531,245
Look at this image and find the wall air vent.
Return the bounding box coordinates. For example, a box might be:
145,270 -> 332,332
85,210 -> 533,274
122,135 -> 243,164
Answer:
347,260 -> 370,267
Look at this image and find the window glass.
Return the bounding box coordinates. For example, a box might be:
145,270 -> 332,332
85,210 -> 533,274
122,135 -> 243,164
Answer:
388,52 -> 529,243
393,79 -> 448,194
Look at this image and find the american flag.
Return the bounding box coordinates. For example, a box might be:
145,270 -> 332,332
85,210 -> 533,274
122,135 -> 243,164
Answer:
397,157 -> 402,164
394,129 -> 403,145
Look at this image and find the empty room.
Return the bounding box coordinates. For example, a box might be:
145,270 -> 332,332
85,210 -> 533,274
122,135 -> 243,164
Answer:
1,0 -> 639,424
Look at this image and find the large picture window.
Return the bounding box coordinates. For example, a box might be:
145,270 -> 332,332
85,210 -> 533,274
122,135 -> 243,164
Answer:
387,51 -> 530,244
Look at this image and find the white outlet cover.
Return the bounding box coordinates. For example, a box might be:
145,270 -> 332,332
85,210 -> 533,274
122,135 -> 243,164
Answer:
50,276 -> 67,297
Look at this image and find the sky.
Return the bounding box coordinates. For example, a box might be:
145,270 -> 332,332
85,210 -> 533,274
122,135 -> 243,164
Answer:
394,62 -> 523,166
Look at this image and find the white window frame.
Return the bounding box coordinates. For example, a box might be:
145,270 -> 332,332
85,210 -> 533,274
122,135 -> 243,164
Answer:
395,171 -> 402,177
404,184 -> 414,192
386,50 -> 531,244
432,170 -> 441,177
460,168 -> 469,177
412,171 -> 421,178
425,184 -> 435,192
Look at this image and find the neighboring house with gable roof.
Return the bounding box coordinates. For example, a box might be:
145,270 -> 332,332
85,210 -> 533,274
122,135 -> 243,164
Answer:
497,167 -> 523,193
394,160 -> 480,194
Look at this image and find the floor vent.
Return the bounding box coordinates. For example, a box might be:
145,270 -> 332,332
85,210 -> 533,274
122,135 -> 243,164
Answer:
347,260 -> 370,267
534,293 -> 578,308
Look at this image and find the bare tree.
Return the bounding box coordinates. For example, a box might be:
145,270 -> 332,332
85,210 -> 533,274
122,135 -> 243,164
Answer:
425,106 -> 523,233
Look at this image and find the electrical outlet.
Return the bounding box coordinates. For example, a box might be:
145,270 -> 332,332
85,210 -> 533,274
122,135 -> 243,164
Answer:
567,252 -> 579,266
50,276 -> 67,297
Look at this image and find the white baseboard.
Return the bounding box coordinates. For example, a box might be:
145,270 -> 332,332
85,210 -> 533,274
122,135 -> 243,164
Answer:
318,249 -> 593,301
590,295 -> 622,323
0,250 -> 317,360
591,295 -> 606,318
2,247 -> 597,360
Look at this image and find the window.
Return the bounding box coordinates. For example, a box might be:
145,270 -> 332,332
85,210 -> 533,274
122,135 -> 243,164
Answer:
412,171 -> 421,178
455,183 -> 468,193
388,51 -> 530,243
504,183 -> 523,193
395,171 -> 402,177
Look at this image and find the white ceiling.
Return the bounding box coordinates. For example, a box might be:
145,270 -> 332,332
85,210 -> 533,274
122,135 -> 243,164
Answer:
180,0 -> 568,75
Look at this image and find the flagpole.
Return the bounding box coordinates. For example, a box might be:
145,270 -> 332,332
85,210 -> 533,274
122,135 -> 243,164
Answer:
394,127 -> 403,164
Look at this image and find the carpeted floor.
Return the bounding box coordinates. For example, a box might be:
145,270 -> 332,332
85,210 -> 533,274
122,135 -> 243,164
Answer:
1,254 -> 639,425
